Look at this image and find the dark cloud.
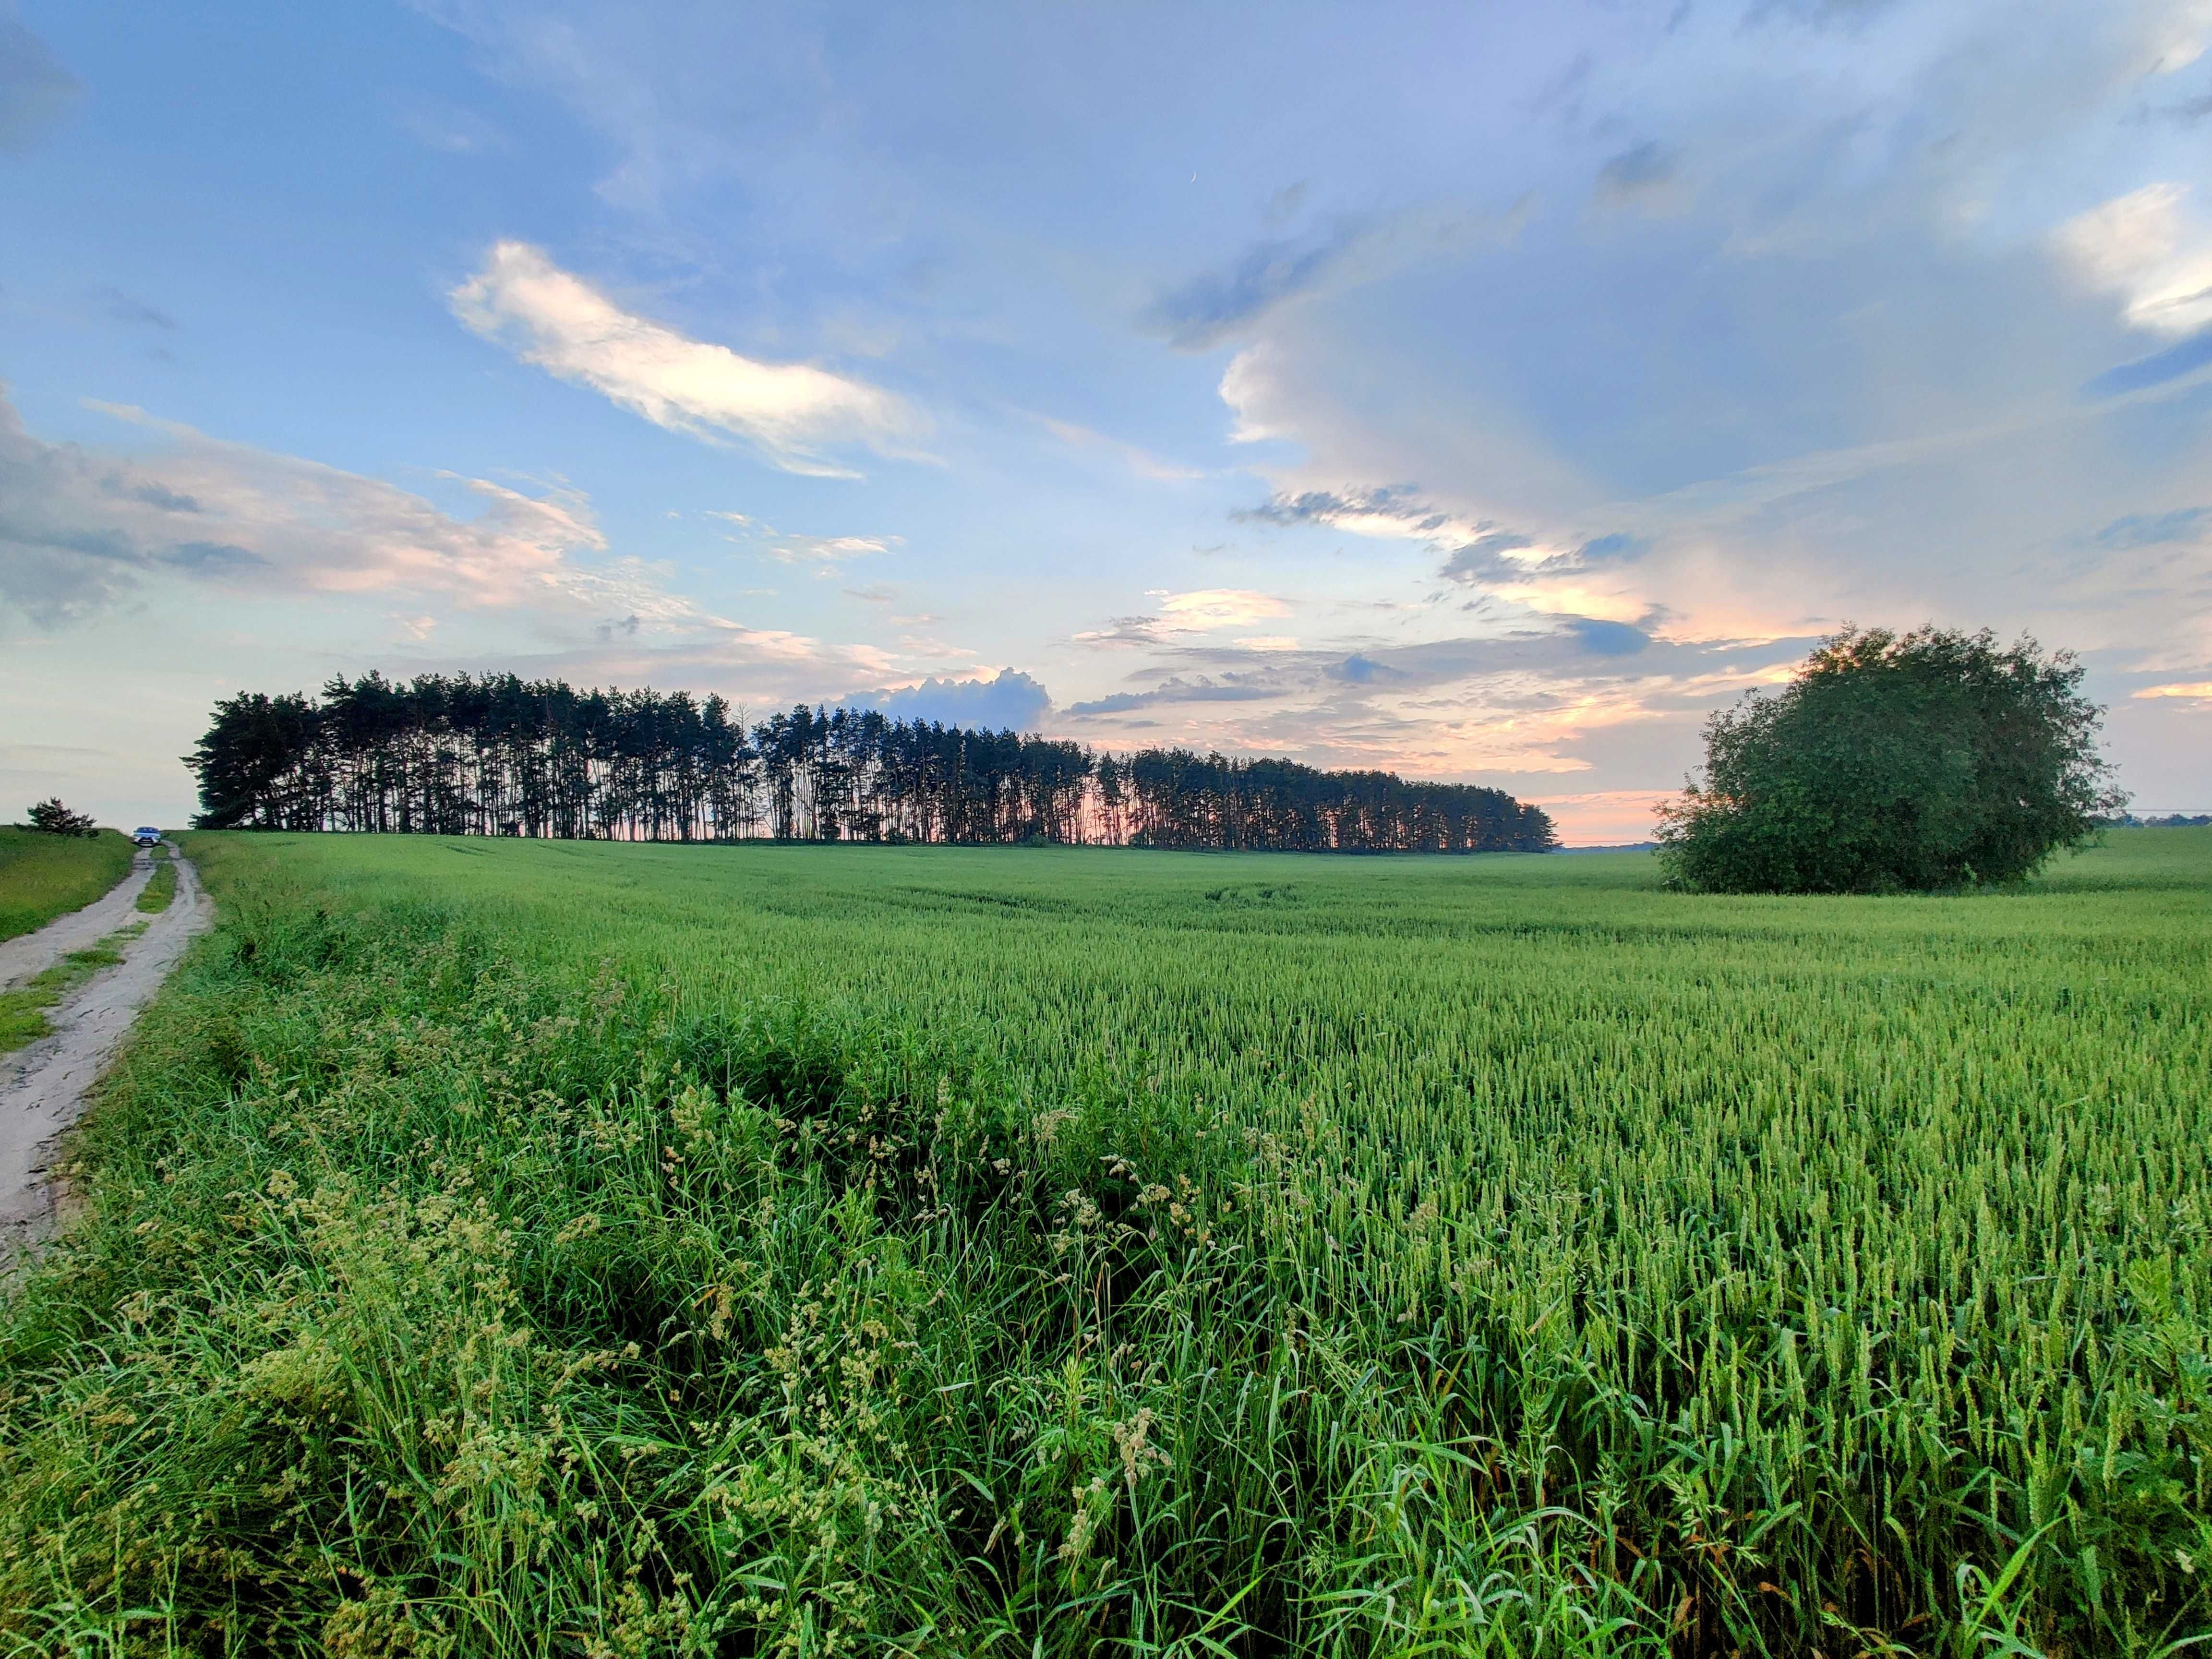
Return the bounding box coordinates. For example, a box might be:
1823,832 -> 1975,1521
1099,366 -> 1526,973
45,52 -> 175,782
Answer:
88,286 -> 179,332
0,7 -> 77,152
1330,654 -> 1390,684
1440,530 -> 1535,583
1575,532 -> 1648,564
1074,614 -> 1166,648
1145,222 -> 1364,350
1566,616 -> 1650,656
844,669 -> 1051,731
2096,507 -> 2210,549
2083,329 -> 2212,399
1235,484 -> 1445,532
123,481 -> 199,513
1594,140 -> 1678,202
1065,677 -> 1277,717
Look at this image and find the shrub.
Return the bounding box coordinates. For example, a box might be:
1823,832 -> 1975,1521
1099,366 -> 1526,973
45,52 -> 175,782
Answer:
23,798 -> 97,838
1658,625 -> 2119,892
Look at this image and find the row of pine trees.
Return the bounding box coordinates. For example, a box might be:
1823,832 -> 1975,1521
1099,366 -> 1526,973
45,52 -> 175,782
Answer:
187,673 -> 1557,853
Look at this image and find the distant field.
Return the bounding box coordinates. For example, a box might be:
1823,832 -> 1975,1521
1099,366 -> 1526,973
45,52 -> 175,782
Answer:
0,826 -> 133,944
1,829 -> 2206,1657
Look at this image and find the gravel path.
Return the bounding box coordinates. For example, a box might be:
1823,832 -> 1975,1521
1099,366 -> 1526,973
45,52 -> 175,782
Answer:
0,842 -> 212,1259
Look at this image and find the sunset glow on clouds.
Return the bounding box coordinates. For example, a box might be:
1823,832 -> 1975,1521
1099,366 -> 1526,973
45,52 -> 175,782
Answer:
3,0 -> 2211,837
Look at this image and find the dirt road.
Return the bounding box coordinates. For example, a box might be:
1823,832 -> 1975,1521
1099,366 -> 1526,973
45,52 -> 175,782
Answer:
0,842 -> 212,1257
0,847 -> 157,989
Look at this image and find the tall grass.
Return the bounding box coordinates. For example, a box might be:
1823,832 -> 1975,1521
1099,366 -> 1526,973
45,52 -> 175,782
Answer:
0,829 -> 134,945
0,830 -> 2205,1657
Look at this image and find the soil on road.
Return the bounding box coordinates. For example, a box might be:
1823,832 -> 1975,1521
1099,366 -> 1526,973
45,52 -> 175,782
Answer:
0,842 -> 212,1261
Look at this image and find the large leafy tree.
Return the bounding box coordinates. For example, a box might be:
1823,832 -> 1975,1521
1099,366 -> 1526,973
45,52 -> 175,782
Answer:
1658,626 -> 2119,892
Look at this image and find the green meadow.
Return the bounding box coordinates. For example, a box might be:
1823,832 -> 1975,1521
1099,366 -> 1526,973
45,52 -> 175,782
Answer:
0,828 -> 134,946
0,829 -> 2206,1657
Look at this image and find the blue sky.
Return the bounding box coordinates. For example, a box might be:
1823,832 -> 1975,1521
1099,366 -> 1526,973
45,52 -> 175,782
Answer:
4,0 -> 2211,841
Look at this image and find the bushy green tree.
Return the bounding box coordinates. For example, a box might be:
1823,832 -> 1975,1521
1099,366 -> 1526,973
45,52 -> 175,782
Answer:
1658,626 -> 2119,892
23,798 -> 98,838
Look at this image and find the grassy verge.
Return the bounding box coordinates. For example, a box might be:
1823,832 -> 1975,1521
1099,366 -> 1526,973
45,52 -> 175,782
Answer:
0,830 -> 2205,1657
0,828 -> 135,945
134,856 -> 177,915
0,923 -> 148,1056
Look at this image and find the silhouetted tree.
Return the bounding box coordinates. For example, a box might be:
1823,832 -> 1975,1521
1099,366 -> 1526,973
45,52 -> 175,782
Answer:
186,673 -> 1557,854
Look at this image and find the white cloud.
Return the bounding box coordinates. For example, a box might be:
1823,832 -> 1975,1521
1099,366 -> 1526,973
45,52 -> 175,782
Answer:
1155,589 -> 1293,629
0,389 -> 660,627
768,533 -> 897,563
2054,183 -> 2212,337
449,241 -> 925,476
2134,679 -> 2212,700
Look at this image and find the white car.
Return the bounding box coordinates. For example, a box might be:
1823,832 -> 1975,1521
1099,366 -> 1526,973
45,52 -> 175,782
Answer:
132,827 -> 163,847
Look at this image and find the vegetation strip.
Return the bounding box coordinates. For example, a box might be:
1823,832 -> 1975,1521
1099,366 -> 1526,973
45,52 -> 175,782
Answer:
0,922 -> 148,1057
0,830 -> 2204,1656
134,856 -> 177,915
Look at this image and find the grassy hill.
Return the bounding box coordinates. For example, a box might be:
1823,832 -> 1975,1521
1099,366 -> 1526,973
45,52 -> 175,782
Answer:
1,830 -> 2206,1656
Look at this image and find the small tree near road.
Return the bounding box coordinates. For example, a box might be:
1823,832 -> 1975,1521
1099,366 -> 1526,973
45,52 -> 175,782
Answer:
1657,626 -> 2121,893
24,799 -> 99,838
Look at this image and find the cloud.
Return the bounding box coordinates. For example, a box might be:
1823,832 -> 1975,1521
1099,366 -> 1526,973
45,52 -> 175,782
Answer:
1155,589 -> 1291,629
1072,589 -> 1294,649
2083,329 -> 2212,397
0,4 -> 76,152
2133,679 -> 2212,700
0,385 -> 697,632
449,241 -> 925,476
1574,533 -> 1649,565
2096,506 -> 2210,546
1592,140 -> 1680,207
1237,484 -> 1499,547
768,533 -> 898,563
1239,485 -> 1622,588
87,286 -> 178,332
1565,616 -> 1651,656
1441,531 -> 1538,583
1147,202 -> 1527,352
2054,183 -> 2212,337
1145,223 -> 1366,349
842,668 -> 1052,731
1064,677 -> 1278,717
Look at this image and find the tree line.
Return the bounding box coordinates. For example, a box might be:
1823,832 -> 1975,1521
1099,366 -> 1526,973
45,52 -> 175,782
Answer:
186,673 -> 1558,853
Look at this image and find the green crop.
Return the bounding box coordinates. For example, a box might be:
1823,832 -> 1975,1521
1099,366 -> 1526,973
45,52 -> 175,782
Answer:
0,829 -> 2205,1657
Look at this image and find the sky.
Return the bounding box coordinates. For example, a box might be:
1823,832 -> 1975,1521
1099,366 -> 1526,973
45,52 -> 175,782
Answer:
4,0 -> 2211,843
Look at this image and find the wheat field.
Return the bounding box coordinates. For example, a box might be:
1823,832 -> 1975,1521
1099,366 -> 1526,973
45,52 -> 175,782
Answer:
0,830 -> 2205,1657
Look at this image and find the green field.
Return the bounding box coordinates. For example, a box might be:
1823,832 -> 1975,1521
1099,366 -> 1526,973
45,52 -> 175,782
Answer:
0,828 -> 134,945
1,830 -> 2207,1657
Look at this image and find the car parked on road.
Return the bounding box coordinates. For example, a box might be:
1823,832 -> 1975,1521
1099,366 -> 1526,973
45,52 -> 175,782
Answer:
132,827 -> 163,847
